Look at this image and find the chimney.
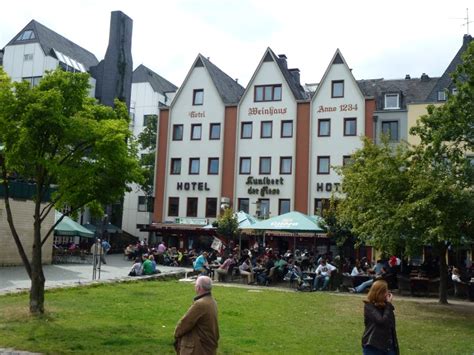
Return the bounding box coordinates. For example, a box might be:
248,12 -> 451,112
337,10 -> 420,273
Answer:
420,73 -> 430,82
278,54 -> 287,68
289,68 -> 301,85
405,74 -> 411,80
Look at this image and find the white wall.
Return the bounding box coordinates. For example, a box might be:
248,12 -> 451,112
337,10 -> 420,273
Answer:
3,43 -> 57,81
310,58 -> 366,212
164,66 -> 225,221
235,59 -> 297,218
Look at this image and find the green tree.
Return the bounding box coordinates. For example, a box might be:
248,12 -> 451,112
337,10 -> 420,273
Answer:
0,68 -> 143,314
137,114 -> 157,196
215,207 -> 239,241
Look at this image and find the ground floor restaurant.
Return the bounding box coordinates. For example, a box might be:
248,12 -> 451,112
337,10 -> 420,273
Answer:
141,223 -> 373,261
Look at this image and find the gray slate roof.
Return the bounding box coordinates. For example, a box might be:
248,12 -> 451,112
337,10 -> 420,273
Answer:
133,64 -> 177,95
426,34 -> 473,102
357,76 -> 438,110
199,55 -> 245,105
269,48 -> 308,100
4,20 -> 99,70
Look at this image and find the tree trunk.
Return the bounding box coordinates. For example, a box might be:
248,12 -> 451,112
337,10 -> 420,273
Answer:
438,243 -> 448,305
30,202 -> 45,315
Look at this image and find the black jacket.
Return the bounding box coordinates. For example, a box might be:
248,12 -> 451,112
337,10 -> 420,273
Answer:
362,302 -> 399,354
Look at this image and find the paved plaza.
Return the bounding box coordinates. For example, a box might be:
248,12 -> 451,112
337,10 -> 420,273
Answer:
0,254 -> 191,295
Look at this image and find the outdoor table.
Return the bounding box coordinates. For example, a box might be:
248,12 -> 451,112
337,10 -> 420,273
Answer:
410,276 -> 430,296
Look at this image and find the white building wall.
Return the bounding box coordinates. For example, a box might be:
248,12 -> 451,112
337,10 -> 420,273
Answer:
164,66 -> 225,222
236,60 -> 297,218
310,60 -> 365,213
3,43 -> 58,81
122,81 -> 162,239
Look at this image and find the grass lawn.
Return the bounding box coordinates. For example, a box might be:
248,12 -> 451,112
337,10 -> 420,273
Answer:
0,281 -> 473,354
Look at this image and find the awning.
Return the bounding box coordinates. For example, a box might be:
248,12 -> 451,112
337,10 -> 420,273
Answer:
83,222 -> 122,234
54,211 -> 95,238
241,211 -> 326,233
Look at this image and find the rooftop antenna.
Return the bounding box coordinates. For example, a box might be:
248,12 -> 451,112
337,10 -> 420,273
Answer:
450,8 -> 473,35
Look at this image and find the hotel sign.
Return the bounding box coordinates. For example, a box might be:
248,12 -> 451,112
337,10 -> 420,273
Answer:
246,176 -> 283,197
188,111 -> 206,118
316,182 -> 342,192
175,217 -> 208,226
177,182 -> 211,191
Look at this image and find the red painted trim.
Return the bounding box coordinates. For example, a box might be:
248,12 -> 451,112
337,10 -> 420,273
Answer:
153,108 -> 169,222
294,102 -> 310,213
365,99 -> 375,139
221,106 -> 237,206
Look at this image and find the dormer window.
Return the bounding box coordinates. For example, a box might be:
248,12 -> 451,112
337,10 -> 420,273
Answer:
16,30 -> 35,41
384,93 -> 400,109
193,89 -> 204,105
437,90 -> 447,101
254,84 -> 282,102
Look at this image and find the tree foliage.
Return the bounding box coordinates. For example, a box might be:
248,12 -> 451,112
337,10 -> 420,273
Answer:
0,68 -> 143,314
215,208 -> 239,239
137,114 -> 157,196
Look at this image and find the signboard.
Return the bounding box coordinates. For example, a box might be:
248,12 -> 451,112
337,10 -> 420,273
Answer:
175,217 -> 208,226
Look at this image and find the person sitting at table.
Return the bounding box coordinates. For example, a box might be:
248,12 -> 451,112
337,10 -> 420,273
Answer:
312,258 -> 337,291
284,259 -> 302,283
273,254 -> 288,280
194,251 -> 210,275
351,260 -> 365,276
239,257 -> 255,284
257,255 -> 275,286
215,254 -> 236,281
350,267 -> 388,293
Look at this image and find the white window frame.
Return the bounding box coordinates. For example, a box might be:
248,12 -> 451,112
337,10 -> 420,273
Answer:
384,93 -> 400,109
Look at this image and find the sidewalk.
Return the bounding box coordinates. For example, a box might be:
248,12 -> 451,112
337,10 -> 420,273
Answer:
0,254 -> 191,295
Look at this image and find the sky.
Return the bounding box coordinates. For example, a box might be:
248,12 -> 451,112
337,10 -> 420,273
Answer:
1,0 -> 472,88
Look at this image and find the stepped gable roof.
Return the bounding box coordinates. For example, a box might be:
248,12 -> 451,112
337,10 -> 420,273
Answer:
426,34 -> 473,102
198,55 -> 245,105
358,76 -> 438,109
133,64 -> 177,95
4,19 -> 98,70
268,48 -> 308,100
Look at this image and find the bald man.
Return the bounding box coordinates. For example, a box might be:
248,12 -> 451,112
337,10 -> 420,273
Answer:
174,276 -> 219,355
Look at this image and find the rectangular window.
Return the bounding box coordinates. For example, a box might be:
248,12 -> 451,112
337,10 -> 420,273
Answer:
279,199 -> 291,215
318,119 -> 331,137
259,157 -> 271,175
137,196 -> 147,212
343,155 -> 353,167
238,198 -> 249,213
143,114 -> 156,127
331,80 -> 344,98
384,93 -> 400,109
191,124 -> 202,140
193,89 -> 204,105
173,124 -> 183,141
317,156 -> 330,174
170,158 -> 181,175
189,158 -> 200,175
257,199 -> 270,218
209,123 -> 221,140
187,197 -> 198,217
241,122 -> 252,139
280,157 -> 292,174
254,84 -> 282,102
208,158 -> 219,175
281,120 -> 293,138
344,118 -> 357,136
437,90 -> 447,101
168,197 -> 179,217
239,157 -> 251,174
381,121 -> 399,142
261,121 -> 273,138
314,198 -> 330,216
206,198 -> 218,218
24,53 -> 33,61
